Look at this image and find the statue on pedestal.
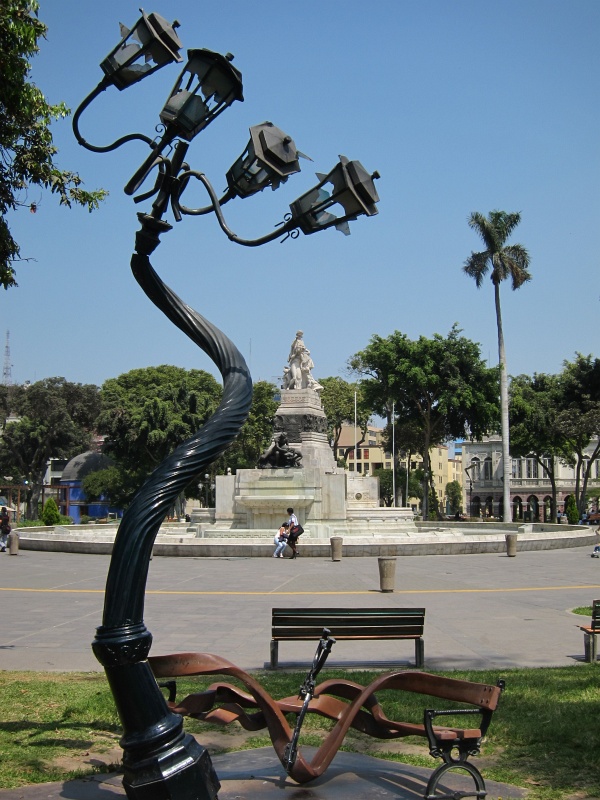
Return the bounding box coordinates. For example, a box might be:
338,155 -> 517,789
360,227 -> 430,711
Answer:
283,331 -> 323,393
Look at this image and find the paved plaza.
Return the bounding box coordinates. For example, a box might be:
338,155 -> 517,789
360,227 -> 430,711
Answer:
1,546 -> 599,672
1,546 -> 598,800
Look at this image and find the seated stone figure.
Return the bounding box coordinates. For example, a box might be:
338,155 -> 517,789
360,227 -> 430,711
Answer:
258,432 -> 302,469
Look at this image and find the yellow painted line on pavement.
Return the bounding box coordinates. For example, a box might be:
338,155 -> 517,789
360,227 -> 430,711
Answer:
0,585 -> 599,596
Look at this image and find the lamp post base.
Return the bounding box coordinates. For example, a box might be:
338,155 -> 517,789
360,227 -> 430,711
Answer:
122,733 -> 220,800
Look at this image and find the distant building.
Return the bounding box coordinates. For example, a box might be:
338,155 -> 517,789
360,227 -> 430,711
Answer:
336,423 -> 462,512
58,451 -> 122,523
336,423 -> 389,475
461,436 -> 600,520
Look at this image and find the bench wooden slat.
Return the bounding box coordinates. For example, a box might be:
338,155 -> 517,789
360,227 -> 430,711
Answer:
270,606 -> 425,669
272,614 -> 425,625
273,626 -> 423,638
272,607 -> 425,617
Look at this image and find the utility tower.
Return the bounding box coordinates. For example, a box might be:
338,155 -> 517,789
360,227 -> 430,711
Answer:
3,330 -> 12,385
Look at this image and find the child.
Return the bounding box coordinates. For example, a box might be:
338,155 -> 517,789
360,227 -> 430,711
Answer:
273,522 -> 289,558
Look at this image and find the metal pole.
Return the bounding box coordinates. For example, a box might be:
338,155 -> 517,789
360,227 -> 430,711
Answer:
354,392 -> 357,473
392,402 -> 396,507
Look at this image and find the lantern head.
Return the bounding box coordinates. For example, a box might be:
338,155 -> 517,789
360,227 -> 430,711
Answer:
159,49 -> 244,141
226,122 -> 306,198
289,156 -> 379,236
100,10 -> 183,90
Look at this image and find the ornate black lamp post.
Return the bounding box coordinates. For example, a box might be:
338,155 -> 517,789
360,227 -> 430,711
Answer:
74,9 -> 379,800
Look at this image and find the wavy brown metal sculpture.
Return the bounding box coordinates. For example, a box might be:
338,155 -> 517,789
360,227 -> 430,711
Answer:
149,650 -> 503,799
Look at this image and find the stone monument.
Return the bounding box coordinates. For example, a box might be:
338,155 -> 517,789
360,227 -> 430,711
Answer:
192,332 -> 415,539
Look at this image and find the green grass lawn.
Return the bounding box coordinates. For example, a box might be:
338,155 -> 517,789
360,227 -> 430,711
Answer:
1,665 -> 599,799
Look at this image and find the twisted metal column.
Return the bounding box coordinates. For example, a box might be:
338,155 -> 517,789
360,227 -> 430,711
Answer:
92,212 -> 252,800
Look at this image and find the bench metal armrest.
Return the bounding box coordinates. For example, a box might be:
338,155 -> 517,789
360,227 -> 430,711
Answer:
424,707 -> 493,761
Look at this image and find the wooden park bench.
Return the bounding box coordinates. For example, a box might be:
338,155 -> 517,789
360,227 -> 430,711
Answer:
270,606 -> 425,669
579,599 -> 600,662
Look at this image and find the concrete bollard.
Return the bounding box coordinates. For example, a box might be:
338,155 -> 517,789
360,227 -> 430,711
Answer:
378,556 -> 397,592
330,536 -> 343,561
505,533 -> 517,557
7,531 -> 19,555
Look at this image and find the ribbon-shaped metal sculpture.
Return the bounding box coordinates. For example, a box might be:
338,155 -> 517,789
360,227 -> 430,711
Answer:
149,646 -> 504,799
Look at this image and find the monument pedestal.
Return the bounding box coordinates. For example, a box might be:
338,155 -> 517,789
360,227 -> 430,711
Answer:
274,388 -> 336,471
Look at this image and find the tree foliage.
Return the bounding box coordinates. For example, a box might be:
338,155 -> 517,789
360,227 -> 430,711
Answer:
509,356 -> 600,516
350,325 -> 499,517
0,378 -> 101,517
319,377 -> 370,462
509,372 -> 573,522
555,354 -> 600,513
94,365 -> 222,505
0,0 -> 107,288
214,380 -> 279,472
373,468 -> 394,506
445,480 -> 462,514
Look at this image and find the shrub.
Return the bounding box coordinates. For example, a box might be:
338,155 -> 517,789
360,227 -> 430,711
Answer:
565,495 -> 579,525
41,497 -> 61,526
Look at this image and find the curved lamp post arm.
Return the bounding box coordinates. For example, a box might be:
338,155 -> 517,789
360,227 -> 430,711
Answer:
72,81 -> 155,154
175,169 -> 299,246
175,180 -> 236,217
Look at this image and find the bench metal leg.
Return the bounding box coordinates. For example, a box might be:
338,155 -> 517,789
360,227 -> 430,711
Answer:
270,639 -> 279,670
415,637 -> 425,668
584,632 -> 597,663
425,760 -> 487,800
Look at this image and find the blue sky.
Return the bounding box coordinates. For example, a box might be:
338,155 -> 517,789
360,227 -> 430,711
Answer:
4,0 -> 599,390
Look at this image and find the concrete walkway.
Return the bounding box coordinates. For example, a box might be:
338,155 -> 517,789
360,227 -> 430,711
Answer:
1,546 -> 599,671
0,749 -> 526,800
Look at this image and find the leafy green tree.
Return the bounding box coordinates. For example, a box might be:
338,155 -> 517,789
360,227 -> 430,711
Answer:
94,366 -> 222,507
41,496 -> 60,526
0,0 -> 107,288
350,325 -> 499,519
427,485 -> 439,520
445,480 -> 463,514
463,210 -> 531,521
509,373 -> 573,522
556,354 -> 600,513
0,378 -> 100,517
319,377 -> 371,464
214,380 -> 279,471
82,464 -> 137,511
373,468 -> 394,506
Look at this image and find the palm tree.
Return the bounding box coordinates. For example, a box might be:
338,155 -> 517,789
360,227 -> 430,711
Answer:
463,210 -> 531,522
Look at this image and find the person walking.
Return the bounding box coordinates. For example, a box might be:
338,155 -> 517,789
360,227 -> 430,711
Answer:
287,507 -> 298,530
286,507 -> 303,559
